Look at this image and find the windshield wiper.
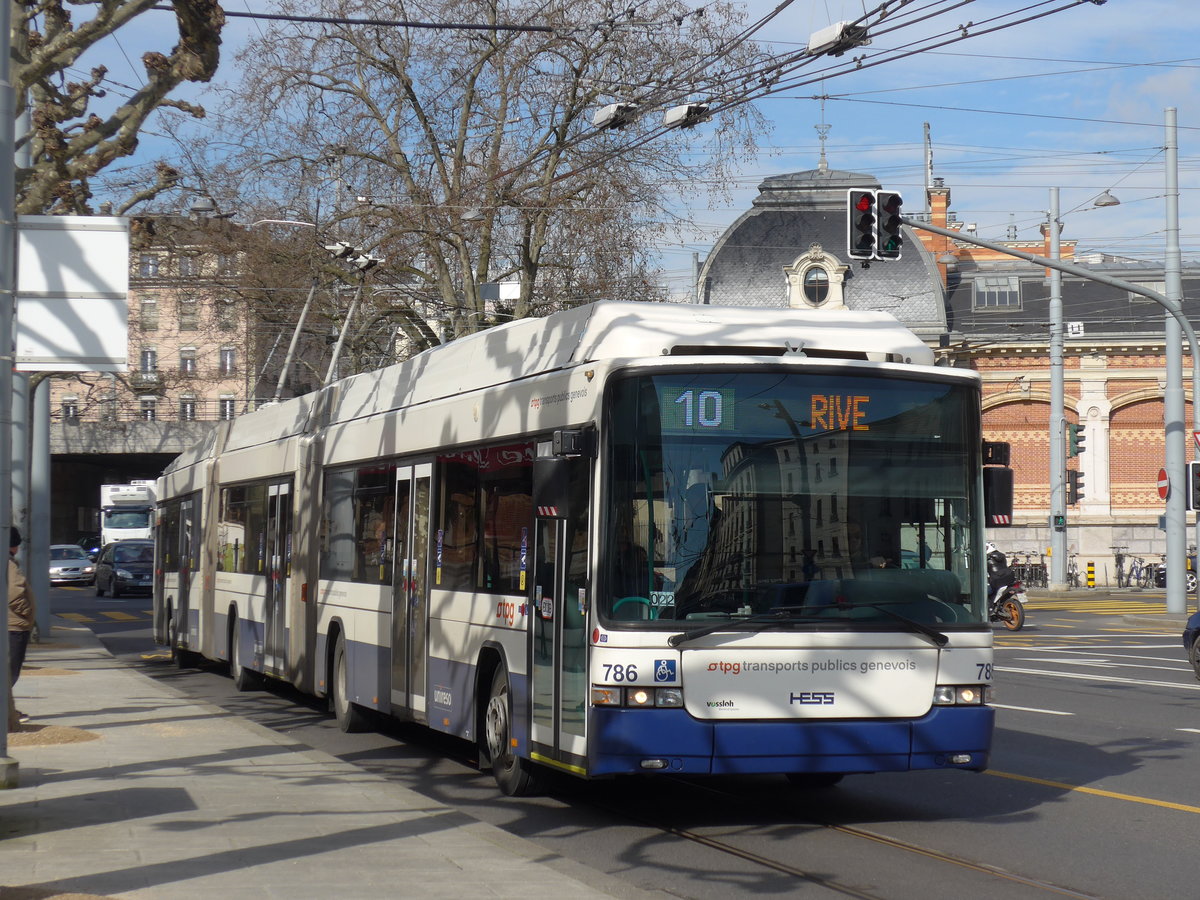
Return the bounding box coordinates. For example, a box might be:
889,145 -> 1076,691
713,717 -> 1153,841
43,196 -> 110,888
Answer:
838,602 -> 949,647
667,605 -> 829,648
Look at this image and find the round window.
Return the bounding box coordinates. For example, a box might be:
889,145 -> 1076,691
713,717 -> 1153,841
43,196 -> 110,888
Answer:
802,267 -> 830,304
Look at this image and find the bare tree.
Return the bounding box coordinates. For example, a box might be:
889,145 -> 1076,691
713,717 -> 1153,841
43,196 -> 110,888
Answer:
196,0 -> 770,354
12,0 -> 225,215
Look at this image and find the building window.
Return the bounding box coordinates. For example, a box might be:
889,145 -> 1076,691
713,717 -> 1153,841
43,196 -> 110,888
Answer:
179,255 -> 199,278
974,275 -> 1021,309
140,348 -> 157,374
179,396 -> 197,421
219,347 -> 236,376
802,267 -> 830,305
140,397 -> 157,421
217,253 -> 236,275
179,298 -> 199,330
138,254 -> 159,277
61,397 -> 79,419
219,396 -> 237,420
100,395 -> 118,421
180,348 -> 197,375
216,297 -> 237,330
139,299 -> 159,331
1130,280 -> 1167,303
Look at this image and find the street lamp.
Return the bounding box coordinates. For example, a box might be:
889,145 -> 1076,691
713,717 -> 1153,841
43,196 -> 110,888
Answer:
1049,189 -> 1122,589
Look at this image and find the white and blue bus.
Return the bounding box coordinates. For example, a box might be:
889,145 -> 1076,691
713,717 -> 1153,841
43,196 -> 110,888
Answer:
154,301 -> 1002,794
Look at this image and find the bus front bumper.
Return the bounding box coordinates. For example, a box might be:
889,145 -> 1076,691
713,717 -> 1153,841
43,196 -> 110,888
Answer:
587,705 -> 994,777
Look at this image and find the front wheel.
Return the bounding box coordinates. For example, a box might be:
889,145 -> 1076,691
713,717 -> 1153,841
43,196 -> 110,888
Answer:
229,614 -> 260,691
483,666 -> 542,796
998,597 -> 1026,631
1187,571 -> 1198,594
1189,635 -> 1200,681
331,635 -> 370,733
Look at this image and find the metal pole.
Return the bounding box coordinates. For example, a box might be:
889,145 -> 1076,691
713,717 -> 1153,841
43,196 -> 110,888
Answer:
1048,189 -> 1067,590
0,0 -> 17,781
11,374 -> 27,566
274,277 -> 319,402
31,376 -> 49,637
1163,107 -> 1187,616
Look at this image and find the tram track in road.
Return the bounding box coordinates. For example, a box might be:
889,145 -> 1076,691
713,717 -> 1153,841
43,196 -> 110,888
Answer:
582,776 -> 1102,900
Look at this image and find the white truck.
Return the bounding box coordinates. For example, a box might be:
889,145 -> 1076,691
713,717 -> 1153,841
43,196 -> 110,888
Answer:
100,481 -> 157,546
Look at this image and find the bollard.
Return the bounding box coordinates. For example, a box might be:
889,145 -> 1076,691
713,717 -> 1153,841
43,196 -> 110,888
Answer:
1087,560 -> 1095,589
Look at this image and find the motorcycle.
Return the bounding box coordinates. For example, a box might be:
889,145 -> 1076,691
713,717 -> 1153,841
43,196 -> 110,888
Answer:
986,545 -> 1027,631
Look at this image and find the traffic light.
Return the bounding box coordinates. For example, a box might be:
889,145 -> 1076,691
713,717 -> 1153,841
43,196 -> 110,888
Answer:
847,189 -> 876,259
1189,460 -> 1200,511
1066,469 -> 1085,505
1067,423 -> 1086,457
875,191 -> 904,259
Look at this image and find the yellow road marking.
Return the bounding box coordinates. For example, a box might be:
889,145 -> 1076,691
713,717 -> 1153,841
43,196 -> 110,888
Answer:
58,613 -> 95,623
988,769 -> 1200,814
101,611 -> 140,621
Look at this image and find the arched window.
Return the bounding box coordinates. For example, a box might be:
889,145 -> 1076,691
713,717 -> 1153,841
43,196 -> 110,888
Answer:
803,267 -> 830,305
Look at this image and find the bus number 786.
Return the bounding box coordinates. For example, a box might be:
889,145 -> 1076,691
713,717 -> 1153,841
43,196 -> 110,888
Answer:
602,663 -> 638,683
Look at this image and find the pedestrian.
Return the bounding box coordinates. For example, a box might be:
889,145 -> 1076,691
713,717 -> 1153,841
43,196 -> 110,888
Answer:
8,526 -> 34,730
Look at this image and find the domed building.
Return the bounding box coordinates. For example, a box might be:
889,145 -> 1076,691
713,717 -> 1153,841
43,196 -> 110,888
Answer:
696,164 -> 946,343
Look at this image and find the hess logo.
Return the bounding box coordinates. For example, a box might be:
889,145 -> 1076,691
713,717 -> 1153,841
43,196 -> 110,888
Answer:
790,691 -> 835,705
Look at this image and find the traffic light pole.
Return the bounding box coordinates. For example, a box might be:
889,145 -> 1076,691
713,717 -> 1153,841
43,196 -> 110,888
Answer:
904,214 -> 1200,613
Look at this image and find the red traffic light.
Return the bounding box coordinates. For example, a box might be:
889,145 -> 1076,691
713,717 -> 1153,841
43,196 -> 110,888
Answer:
847,189 -> 877,260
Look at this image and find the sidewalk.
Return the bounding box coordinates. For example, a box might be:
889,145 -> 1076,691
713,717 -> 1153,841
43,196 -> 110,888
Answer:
1,620 -> 657,900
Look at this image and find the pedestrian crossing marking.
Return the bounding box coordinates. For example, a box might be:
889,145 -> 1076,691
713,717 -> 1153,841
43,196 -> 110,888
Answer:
101,611 -> 140,621
58,612 -> 95,623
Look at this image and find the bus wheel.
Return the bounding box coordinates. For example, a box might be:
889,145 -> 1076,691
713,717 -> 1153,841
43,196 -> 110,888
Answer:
786,773 -> 844,789
331,635 -> 369,733
483,666 -> 541,796
229,615 -> 260,691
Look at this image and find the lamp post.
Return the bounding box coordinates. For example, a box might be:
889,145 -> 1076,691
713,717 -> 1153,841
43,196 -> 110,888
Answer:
1049,187 -> 1121,590
1048,188 -> 1066,589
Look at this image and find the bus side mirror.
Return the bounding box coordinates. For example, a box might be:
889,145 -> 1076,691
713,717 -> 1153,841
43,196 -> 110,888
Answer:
533,457 -> 571,519
983,467 -> 1014,527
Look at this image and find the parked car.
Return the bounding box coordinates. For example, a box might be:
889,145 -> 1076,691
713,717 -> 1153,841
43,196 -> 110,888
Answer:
94,539 -> 155,598
1184,610 -> 1200,680
49,543 -> 96,585
76,534 -> 102,560
1154,554 -> 1197,592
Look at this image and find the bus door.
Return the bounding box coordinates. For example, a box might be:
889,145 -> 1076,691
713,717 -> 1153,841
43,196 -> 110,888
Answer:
263,481 -> 292,675
530,455 -> 590,770
391,462 -> 432,720
176,494 -> 200,642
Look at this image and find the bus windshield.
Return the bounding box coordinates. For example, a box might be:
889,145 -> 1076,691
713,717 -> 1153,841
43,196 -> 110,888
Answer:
603,369 -> 985,628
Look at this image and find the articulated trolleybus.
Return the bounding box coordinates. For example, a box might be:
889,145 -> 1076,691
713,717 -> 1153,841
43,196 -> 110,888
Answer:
155,301 -> 1001,794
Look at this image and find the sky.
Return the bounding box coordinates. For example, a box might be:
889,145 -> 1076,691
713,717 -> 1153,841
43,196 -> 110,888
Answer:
79,0 -> 1199,297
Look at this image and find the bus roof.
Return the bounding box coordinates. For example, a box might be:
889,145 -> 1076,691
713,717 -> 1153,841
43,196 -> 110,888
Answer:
163,301 -> 938,472
327,301 -> 934,422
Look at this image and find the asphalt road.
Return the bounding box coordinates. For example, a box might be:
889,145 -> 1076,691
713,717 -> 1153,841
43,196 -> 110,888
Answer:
45,584 -> 1200,900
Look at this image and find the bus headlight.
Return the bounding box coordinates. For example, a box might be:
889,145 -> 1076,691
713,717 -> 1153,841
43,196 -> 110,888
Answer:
594,686 -> 685,708
933,685 -> 987,706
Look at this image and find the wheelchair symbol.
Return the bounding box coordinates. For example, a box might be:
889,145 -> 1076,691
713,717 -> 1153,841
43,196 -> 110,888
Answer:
654,659 -> 677,683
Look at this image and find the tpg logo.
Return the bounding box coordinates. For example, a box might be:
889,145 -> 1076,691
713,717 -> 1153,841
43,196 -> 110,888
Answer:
790,691 -> 835,705
707,661 -> 741,675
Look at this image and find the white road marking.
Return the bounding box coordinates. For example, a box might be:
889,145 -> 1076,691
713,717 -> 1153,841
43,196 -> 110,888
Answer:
992,703 -> 1074,716
998,665 -> 1200,690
